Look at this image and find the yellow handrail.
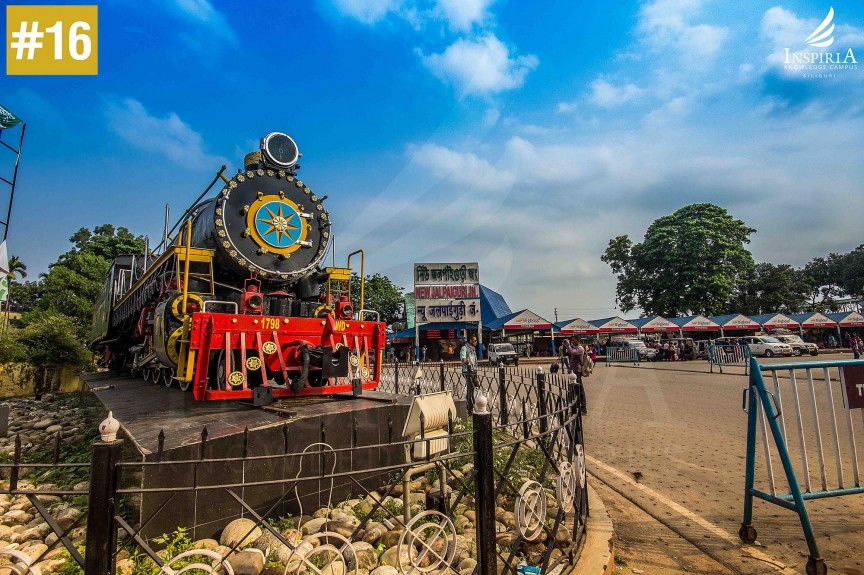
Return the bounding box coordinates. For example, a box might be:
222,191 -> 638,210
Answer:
181,219 -> 192,314
348,249 -> 365,311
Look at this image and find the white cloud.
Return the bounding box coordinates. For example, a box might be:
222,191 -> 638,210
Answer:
483,108 -> 501,126
435,0 -> 495,31
589,79 -> 646,108
104,98 -> 225,169
168,0 -> 237,43
408,142 -> 516,192
421,34 -> 538,96
328,0 -> 403,24
638,0 -> 728,60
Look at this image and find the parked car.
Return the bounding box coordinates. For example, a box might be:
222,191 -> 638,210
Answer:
743,336 -> 793,358
488,343 -> 519,366
694,340 -> 711,360
622,339 -> 658,360
773,334 -> 819,356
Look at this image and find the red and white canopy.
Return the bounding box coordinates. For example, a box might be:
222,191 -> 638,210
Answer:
675,315 -> 721,332
502,310 -> 552,330
559,318 -> 600,335
835,312 -> 864,327
717,315 -> 760,330
638,316 -> 680,332
798,313 -> 837,328
759,314 -> 800,330
591,317 -> 638,334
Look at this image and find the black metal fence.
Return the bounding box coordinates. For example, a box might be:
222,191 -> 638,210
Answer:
0,367 -> 587,575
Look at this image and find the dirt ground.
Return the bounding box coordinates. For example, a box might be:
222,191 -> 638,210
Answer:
591,477 -> 735,575
581,353 -> 864,575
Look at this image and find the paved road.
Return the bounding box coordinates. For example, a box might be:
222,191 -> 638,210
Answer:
581,354 -> 864,575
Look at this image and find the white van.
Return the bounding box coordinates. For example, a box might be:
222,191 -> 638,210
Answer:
743,336 -> 793,358
488,343 -> 519,366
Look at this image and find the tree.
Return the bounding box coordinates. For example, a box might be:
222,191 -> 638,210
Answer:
601,204 -> 756,317
732,263 -> 809,315
832,244 -> 864,300
6,255 -> 26,281
22,225 -> 145,338
349,273 -> 404,325
799,256 -> 844,312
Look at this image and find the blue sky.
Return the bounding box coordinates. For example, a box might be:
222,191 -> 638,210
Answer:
3,0 -> 863,321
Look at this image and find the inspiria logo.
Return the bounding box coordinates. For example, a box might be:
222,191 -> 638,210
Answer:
784,7 -> 858,76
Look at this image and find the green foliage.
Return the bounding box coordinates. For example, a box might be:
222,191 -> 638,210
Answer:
56,547 -> 85,575
132,528 -> 195,575
6,255 -> 27,281
267,515 -> 296,531
349,272 -> 404,325
732,262 -> 810,315
11,314 -> 89,368
8,279 -> 41,313
18,225 -> 145,338
0,332 -> 28,363
602,203 -> 755,316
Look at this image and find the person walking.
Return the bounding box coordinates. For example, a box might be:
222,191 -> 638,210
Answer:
565,336 -> 587,415
461,335 -> 478,412
853,335 -> 861,360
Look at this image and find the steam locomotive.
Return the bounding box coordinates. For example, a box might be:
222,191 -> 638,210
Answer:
90,132 -> 385,401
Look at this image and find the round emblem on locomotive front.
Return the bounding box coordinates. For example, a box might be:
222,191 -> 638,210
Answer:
246,195 -> 309,255
349,354 -> 359,367
261,342 -> 278,355
228,371 -> 245,388
246,357 -> 262,370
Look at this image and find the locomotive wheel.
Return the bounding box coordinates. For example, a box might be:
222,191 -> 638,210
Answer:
210,349 -> 244,391
178,376 -> 192,392
143,368 -> 152,382
161,368 -> 174,388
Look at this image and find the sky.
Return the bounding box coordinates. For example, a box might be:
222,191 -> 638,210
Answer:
2,0 -> 864,323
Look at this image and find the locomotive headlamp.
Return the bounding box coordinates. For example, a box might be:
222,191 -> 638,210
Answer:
261,132 -> 299,169
249,294 -> 263,309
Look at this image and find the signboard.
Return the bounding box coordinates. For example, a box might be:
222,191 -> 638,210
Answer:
638,317 -> 679,332
559,318 -> 599,335
414,263 -> 479,286
799,313 -> 836,329
678,316 -> 720,332
593,317 -> 638,334
721,315 -> 761,330
503,310 -> 551,331
843,366 -> 864,409
414,262 -> 480,325
404,293 -> 415,329
416,300 -> 480,323
761,314 -> 799,330
415,284 -> 480,299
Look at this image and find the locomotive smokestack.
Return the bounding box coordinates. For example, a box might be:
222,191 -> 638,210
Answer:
244,151 -> 263,171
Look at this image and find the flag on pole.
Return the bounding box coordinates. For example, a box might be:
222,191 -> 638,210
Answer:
0,104 -> 23,129
0,241 -> 8,275
0,276 -> 8,302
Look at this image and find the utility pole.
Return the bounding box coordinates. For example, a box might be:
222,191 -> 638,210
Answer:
554,307 -> 558,322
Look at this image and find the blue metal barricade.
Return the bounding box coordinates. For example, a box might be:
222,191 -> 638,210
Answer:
605,346 -> 639,366
708,343 -> 750,374
740,357 -> 864,575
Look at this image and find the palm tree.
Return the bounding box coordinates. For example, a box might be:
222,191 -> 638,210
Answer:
6,255 -> 26,281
